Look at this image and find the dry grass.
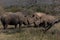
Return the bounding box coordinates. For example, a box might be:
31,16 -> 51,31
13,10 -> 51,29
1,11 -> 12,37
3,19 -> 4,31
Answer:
0,22 -> 60,40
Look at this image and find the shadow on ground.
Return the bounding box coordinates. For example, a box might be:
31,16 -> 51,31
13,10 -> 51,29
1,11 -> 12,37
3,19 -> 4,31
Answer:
0,27 -> 21,34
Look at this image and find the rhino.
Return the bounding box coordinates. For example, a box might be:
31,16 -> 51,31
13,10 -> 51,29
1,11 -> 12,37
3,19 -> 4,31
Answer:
0,12 -> 27,29
32,12 -> 60,31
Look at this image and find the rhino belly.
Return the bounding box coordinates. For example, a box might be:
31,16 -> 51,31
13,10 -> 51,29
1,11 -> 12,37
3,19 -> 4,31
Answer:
9,20 -> 18,25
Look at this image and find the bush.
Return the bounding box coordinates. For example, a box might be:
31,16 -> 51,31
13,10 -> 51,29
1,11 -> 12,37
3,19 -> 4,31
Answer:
4,4 -> 59,15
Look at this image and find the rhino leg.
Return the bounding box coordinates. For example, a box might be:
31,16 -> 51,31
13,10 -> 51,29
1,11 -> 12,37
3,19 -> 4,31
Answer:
19,23 -> 21,28
19,22 -> 22,28
3,24 -> 8,29
44,22 -> 47,28
44,22 -> 52,32
33,22 -> 38,27
15,24 -> 17,29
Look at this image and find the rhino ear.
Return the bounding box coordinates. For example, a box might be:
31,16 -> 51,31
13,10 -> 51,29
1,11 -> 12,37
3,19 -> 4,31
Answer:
32,15 -> 35,17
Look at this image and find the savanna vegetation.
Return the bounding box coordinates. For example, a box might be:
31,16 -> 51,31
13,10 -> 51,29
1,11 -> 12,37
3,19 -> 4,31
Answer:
0,0 -> 60,40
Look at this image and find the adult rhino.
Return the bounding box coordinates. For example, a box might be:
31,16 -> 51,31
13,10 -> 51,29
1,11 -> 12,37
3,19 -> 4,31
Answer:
0,12 -> 27,29
33,12 -> 60,32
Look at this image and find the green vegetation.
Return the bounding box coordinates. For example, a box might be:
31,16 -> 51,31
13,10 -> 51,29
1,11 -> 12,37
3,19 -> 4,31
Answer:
4,4 -> 59,15
0,0 -> 60,40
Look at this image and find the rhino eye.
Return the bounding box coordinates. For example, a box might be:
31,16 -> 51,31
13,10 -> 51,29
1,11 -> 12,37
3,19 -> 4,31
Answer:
25,16 -> 26,17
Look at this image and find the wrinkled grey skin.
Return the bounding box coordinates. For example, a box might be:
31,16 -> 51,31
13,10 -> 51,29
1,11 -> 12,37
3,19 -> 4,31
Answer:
25,14 -> 43,27
34,17 -> 60,32
30,13 -> 60,32
24,16 -> 34,27
0,12 -> 27,29
24,15 -> 40,27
